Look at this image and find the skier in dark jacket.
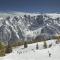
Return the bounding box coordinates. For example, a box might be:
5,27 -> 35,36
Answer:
48,51 -> 51,57
49,53 -> 51,57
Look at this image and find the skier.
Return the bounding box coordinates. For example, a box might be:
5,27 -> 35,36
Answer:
48,51 -> 51,57
49,52 -> 51,57
17,51 -> 19,54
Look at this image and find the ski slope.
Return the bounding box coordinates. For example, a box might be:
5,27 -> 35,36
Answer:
0,40 -> 60,60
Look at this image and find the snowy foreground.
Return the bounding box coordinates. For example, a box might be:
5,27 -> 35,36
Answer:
0,40 -> 60,60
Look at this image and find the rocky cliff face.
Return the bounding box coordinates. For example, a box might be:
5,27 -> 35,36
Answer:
0,12 -> 60,42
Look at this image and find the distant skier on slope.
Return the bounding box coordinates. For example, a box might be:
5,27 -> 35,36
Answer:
48,51 -> 51,57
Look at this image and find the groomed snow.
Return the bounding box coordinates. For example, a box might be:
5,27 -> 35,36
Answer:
0,39 -> 60,60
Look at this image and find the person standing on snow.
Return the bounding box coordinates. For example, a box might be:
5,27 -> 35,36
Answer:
48,51 -> 51,57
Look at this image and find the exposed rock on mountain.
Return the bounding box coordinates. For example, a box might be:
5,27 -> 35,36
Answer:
0,12 -> 60,42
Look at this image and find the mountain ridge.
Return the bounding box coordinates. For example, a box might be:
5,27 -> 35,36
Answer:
0,12 -> 60,43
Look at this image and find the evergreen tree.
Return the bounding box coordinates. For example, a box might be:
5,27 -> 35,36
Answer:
0,42 -> 4,50
43,41 -> 47,48
24,41 -> 27,48
36,43 -> 39,50
5,43 -> 12,53
0,42 -> 5,56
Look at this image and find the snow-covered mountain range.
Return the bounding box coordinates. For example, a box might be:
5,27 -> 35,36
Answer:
0,12 -> 60,42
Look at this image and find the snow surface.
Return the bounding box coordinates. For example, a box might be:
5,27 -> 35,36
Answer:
0,12 -> 40,17
0,39 -> 60,60
46,13 -> 60,19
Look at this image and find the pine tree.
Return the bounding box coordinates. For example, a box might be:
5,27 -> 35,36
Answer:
0,42 -> 5,56
43,41 -> 47,48
24,41 -> 27,48
36,43 -> 39,50
0,42 -> 4,50
5,43 -> 12,53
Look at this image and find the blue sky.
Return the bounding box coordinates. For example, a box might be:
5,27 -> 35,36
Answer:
0,0 -> 60,12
